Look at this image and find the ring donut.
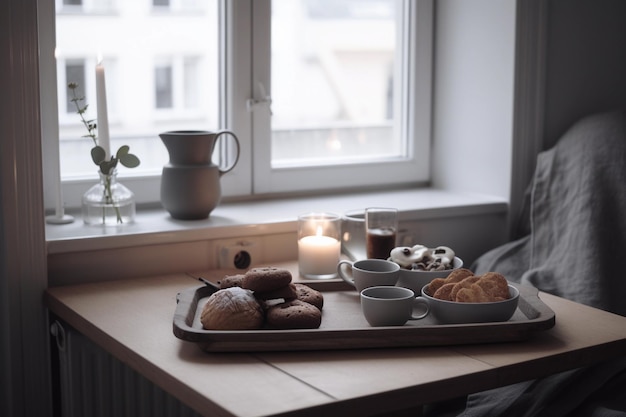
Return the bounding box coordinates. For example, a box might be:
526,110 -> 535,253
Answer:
431,246 -> 455,266
388,244 -> 456,271
412,245 -> 432,261
389,246 -> 429,267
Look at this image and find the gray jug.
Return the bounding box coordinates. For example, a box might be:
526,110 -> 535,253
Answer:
159,130 -> 240,220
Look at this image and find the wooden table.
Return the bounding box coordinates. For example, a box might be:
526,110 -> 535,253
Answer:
45,262 -> 626,417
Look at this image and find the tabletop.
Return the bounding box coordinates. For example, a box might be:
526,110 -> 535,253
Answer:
44,261 -> 626,417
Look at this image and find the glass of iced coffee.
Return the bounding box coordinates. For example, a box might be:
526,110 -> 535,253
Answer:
365,207 -> 398,260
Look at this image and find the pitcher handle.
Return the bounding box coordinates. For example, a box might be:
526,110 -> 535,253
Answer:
214,130 -> 241,175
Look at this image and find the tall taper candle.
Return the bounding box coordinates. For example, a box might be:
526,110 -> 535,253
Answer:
45,47 -> 74,224
95,59 -> 111,160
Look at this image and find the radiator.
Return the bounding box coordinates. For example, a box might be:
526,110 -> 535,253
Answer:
51,320 -> 203,417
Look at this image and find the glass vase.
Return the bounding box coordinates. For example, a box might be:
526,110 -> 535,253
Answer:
82,170 -> 136,225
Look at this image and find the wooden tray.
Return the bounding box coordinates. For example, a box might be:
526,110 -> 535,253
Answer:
173,281 -> 555,352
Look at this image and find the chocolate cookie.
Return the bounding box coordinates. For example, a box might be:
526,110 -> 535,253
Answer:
294,283 -> 324,310
266,299 -> 322,329
254,283 -> 298,301
218,274 -> 245,289
243,267 -> 292,292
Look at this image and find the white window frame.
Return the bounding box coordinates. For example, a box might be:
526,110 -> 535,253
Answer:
40,0 -> 433,210
247,0 -> 433,194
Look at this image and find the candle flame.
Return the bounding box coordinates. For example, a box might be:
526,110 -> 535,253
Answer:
97,52 -> 103,65
316,225 -> 323,236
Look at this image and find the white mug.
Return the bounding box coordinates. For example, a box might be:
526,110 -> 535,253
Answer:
360,286 -> 429,327
337,259 -> 400,292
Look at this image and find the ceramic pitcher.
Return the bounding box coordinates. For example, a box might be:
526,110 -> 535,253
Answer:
159,130 -> 240,220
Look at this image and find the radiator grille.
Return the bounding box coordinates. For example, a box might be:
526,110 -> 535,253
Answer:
51,321 -> 203,417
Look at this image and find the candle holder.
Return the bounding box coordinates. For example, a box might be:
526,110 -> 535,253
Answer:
341,209 -> 366,260
298,212 -> 341,279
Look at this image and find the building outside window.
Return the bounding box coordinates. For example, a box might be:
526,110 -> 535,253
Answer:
57,0 -> 116,13
155,63 -> 174,109
63,60 -> 86,113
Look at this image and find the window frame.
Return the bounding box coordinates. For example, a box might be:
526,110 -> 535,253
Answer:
248,0 -> 433,195
41,0 -> 434,210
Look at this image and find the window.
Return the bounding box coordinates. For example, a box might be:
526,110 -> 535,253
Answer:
54,1 -> 218,187
155,63 -> 174,109
249,0 -> 432,194
44,0 -> 432,209
271,0 -> 399,166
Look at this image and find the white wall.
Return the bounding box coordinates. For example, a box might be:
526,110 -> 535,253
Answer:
431,0 -> 517,201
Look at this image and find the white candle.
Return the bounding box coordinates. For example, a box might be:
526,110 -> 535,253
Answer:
298,231 -> 341,277
95,58 -> 111,160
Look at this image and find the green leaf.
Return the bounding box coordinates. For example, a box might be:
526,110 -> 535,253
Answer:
116,145 -> 129,158
99,159 -> 117,175
119,153 -> 140,168
91,146 -> 106,165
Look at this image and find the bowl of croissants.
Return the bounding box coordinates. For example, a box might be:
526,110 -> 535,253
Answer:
419,268 -> 519,324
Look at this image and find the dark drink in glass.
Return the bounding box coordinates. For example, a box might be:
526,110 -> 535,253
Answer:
366,227 -> 397,259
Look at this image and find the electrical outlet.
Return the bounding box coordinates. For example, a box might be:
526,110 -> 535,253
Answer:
217,238 -> 261,270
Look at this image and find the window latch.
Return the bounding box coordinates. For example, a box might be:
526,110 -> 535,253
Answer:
246,82 -> 272,114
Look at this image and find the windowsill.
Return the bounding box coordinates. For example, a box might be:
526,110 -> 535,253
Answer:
46,188 -> 508,255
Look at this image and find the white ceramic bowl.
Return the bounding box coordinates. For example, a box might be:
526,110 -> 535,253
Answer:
395,257 -> 464,294
420,283 -> 519,324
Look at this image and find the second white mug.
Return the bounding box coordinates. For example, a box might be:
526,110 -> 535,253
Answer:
361,286 -> 429,327
337,258 -> 400,292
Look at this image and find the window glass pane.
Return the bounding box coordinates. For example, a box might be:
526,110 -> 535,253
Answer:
271,0 -> 402,168
56,2 -> 219,179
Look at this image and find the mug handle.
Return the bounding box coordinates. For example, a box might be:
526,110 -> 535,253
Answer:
214,130 -> 241,175
409,297 -> 429,320
336,260 -> 356,288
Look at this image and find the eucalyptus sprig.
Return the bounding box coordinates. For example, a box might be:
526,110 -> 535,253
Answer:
68,82 -> 141,224
68,82 -> 141,175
